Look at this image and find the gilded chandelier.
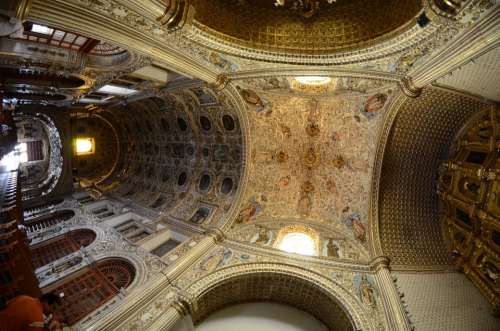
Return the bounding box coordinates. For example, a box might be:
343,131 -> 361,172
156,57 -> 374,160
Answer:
274,0 -> 337,18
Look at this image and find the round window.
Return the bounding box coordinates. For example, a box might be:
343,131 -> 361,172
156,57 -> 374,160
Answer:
200,116 -> 211,131
177,118 -> 188,131
199,174 -> 211,190
221,178 -> 233,194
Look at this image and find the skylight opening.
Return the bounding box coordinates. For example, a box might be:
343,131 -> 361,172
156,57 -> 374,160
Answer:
0,143 -> 28,171
75,137 -> 95,155
294,76 -> 332,86
31,24 -> 54,35
278,232 -> 316,256
97,84 -> 137,96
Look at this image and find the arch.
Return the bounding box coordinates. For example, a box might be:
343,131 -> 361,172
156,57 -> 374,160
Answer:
45,258 -> 135,326
30,229 -> 96,269
370,88 -> 491,269
187,262 -> 375,331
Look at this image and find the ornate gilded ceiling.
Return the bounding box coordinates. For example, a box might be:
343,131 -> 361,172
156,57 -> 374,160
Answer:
375,88 -> 492,269
191,0 -> 421,55
229,78 -> 397,260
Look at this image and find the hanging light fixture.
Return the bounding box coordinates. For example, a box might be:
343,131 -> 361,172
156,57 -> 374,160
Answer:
274,0 -> 337,18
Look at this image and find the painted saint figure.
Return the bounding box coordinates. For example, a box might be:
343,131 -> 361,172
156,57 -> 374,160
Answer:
344,212 -> 366,243
327,239 -> 339,258
361,92 -> 388,119
360,274 -> 376,307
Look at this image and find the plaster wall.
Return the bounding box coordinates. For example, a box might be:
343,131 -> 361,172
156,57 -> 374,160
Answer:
195,303 -> 327,331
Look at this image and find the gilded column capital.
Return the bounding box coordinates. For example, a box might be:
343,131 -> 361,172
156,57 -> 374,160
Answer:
426,0 -> 463,20
208,74 -> 230,91
171,297 -> 192,316
204,227 -> 225,243
370,256 -> 391,272
156,0 -> 194,32
399,77 -> 422,98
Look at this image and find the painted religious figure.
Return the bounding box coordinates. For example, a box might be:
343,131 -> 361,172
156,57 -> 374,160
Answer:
326,239 -> 340,258
344,212 -> 366,243
236,197 -> 263,224
200,248 -> 232,272
361,93 -> 388,118
251,226 -> 273,246
354,274 -> 377,307
207,52 -> 238,72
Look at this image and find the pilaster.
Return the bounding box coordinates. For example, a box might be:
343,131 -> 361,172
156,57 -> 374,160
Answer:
403,6 -> 499,96
371,256 -> 413,331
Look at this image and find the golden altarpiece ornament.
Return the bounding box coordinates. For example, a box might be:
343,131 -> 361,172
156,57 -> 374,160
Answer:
438,106 -> 500,315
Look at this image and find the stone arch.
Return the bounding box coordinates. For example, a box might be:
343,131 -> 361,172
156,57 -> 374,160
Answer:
186,262 -> 376,331
30,228 -> 96,269
43,258 -> 135,326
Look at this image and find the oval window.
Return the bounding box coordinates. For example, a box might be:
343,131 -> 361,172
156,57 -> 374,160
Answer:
221,178 -> 233,194
161,118 -> 169,132
177,118 -> 188,131
199,174 -> 211,191
178,172 -> 187,186
200,116 -> 211,131
222,115 -> 235,131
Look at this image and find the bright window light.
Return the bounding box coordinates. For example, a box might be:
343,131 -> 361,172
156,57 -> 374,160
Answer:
17,143 -> 28,163
75,138 -> 95,155
97,84 -> 137,96
0,143 -> 28,171
295,76 -> 332,85
31,24 -> 54,35
278,232 -> 316,256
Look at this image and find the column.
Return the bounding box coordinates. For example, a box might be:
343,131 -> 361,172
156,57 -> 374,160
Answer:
27,0 -> 219,83
371,256 -> 413,331
163,228 -> 224,281
401,5 -> 499,97
148,299 -> 193,331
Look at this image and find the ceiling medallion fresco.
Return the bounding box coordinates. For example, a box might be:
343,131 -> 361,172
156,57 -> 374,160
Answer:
190,0 -> 422,55
232,77 -> 395,253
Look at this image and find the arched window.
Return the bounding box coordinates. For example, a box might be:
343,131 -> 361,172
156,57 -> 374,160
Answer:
47,259 -> 135,325
30,229 -> 96,269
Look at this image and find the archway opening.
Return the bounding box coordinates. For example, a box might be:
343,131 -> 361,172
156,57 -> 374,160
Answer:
30,228 -> 96,269
196,302 -> 327,331
45,258 -> 135,325
193,271 -> 354,330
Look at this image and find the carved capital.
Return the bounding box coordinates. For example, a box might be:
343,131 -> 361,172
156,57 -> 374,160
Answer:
370,256 -> 391,273
204,227 -> 225,243
157,0 -> 193,32
208,74 -> 230,91
399,77 -> 422,98
171,297 -> 192,316
427,0 -> 463,19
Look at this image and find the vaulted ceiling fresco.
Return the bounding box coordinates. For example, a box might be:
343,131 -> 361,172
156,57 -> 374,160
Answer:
229,77 -> 397,259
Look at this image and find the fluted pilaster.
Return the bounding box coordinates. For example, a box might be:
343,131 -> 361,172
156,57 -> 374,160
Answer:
371,256 -> 413,331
